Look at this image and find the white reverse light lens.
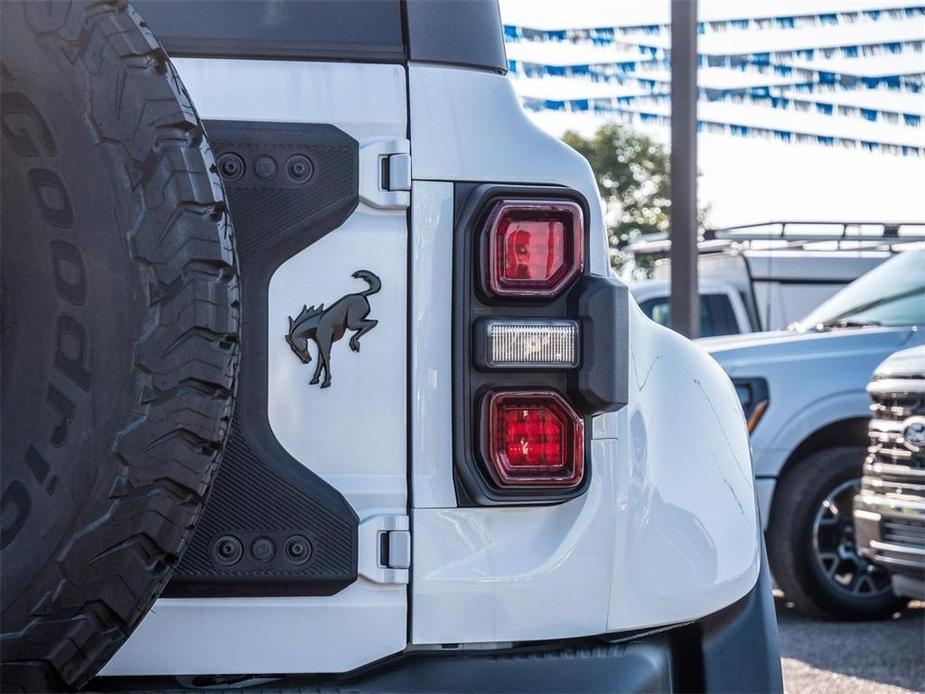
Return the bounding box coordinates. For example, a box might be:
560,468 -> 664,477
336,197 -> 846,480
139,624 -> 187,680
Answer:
486,320 -> 579,368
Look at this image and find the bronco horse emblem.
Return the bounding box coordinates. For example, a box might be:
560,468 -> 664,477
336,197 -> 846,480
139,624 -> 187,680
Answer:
285,270 -> 381,388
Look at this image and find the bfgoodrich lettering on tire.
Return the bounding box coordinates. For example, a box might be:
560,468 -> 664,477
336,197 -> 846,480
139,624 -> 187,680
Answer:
0,1 -> 240,690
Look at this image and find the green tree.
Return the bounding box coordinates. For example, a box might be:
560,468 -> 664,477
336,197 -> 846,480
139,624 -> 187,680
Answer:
562,124 -> 706,275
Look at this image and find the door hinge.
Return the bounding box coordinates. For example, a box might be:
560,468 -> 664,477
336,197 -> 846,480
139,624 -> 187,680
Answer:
358,514 -> 410,584
358,138 -> 411,210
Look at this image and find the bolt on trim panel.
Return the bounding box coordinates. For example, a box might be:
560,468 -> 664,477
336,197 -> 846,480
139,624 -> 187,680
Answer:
166,120 -> 361,599
103,58 -> 410,677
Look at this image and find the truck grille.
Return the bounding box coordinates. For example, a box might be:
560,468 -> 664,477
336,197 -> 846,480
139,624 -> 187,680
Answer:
869,390 -> 924,423
861,371 -> 925,575
866,382 -> 925,502
881,516 -> 925,550
861,462 -> 925,498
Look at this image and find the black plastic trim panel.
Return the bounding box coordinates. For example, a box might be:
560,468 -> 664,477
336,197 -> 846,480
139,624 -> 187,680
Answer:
133,0 -> 508,73
452,184 -> 628,506
165,121 -> 360,598
569,275 -> 630,413
699,542 -> 783,692
406,0 -> 508,74
133,1 -> 405,62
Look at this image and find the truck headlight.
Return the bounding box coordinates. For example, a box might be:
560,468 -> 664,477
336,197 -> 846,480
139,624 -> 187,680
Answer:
733,377 -> 769,434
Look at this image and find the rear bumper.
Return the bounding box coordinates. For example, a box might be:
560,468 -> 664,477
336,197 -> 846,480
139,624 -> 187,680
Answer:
94,550 -> 782,693
356,558 -> 781,693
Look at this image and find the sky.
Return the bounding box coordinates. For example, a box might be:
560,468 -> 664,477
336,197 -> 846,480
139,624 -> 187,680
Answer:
499,0 -> 925,228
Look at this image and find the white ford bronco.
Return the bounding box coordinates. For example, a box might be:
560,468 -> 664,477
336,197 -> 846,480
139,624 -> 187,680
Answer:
0,1 -> 781,691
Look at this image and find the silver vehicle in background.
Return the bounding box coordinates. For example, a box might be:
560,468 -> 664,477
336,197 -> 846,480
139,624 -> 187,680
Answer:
855,345 -> 925,601
703,249 -> 925,618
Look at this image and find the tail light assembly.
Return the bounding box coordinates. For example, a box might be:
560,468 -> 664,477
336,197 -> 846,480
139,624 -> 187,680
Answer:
483,391 -> 585,488
453,184 -> 629,505
483,199 -> 584,298
476,319 -> 579,369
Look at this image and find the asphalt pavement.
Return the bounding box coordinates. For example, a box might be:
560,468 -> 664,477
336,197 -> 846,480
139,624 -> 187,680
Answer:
777,597 -> 924,693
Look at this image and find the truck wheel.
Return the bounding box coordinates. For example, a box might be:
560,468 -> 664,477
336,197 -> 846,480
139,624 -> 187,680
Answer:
767,447 -> 903,620
0,1 -> 239,690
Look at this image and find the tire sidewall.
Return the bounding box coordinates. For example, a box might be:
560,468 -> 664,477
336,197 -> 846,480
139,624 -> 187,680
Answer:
1,2 -> 239,687
1,1 -> 147,615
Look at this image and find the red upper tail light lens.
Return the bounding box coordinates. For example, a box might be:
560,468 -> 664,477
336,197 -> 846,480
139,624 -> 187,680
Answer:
484,199 -> 584,298
483,390 -> 584,488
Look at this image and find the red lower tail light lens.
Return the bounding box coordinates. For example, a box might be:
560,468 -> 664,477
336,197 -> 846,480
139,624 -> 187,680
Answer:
483,391 -> 584,487
485,199 -> 584,298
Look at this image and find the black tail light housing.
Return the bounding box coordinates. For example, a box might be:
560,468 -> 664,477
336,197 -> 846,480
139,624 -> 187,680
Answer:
453,184 -> 629,505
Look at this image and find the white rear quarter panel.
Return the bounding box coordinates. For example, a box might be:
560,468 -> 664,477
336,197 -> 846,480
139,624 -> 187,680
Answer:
409,65 -> 759,645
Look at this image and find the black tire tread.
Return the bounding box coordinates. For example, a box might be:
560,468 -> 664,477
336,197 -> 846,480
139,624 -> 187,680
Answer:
0,1 -> 239,690
767,446 -> 904,620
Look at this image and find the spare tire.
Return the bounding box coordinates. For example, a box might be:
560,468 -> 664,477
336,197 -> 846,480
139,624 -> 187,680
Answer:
0,1 -> 239,690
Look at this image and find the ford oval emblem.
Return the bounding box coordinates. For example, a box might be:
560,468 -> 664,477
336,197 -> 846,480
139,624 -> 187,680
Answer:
903,416 -> 925,450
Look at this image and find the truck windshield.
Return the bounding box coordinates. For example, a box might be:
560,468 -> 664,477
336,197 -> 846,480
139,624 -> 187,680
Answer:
797,249 -> 925,330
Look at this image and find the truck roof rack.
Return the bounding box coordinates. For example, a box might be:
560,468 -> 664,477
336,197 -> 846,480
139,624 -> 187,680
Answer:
620,220 -> 925,257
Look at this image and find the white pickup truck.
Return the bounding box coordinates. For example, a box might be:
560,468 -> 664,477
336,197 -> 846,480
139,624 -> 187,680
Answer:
703,249 -> 925,619
630,223 -> 922,336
